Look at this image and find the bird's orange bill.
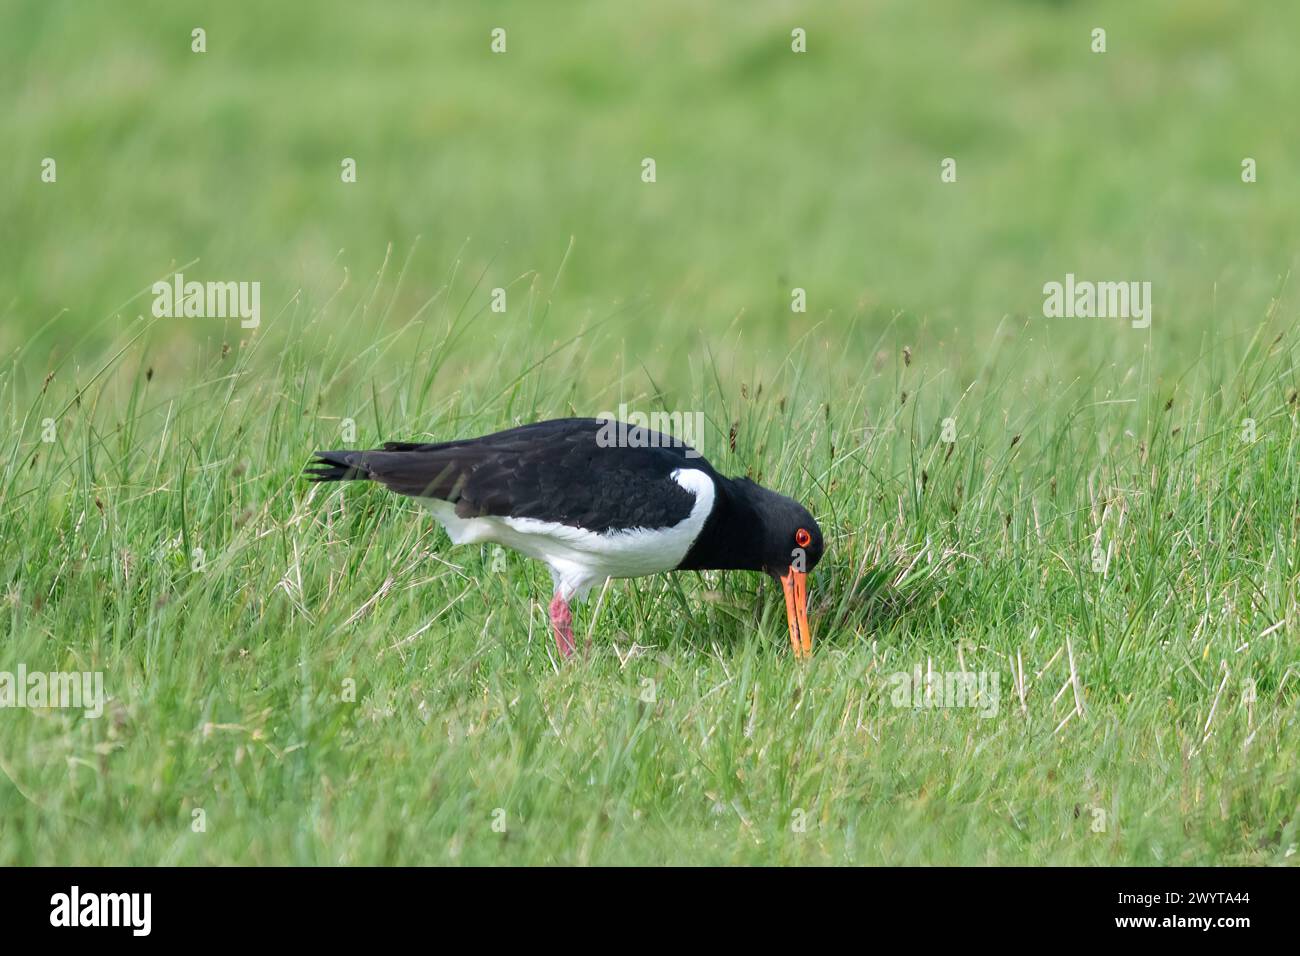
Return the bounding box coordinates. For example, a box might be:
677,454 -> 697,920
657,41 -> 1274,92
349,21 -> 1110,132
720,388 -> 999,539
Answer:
780,568 -> 812,658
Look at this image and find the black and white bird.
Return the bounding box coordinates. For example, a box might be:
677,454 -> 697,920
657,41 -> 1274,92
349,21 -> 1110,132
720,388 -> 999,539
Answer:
306,417 -> 823,658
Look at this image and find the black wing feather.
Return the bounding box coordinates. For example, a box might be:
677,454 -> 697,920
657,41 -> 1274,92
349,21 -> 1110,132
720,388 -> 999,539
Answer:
308,418 -> 715,533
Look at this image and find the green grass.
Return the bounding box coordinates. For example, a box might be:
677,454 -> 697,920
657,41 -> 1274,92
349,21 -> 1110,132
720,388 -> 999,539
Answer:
1,0 -> 1298,865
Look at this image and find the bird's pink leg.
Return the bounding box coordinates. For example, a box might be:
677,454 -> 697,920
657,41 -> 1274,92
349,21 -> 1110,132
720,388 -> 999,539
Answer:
549,593 -> 575,658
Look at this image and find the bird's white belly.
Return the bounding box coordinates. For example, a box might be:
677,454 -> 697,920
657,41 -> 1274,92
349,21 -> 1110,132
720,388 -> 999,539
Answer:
418,468 -> 715,600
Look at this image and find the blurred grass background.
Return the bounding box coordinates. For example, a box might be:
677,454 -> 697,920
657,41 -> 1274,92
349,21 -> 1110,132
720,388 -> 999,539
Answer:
4,0 -> 1298,379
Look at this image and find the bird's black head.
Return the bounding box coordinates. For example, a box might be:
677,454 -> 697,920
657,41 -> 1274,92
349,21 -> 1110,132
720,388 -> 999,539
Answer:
731,477 -> 822,659
677,474 -> 824,658
733,478 -> 824,579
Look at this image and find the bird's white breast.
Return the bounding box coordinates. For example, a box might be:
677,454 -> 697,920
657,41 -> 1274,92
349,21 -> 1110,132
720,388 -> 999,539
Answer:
419,468 -> 716,600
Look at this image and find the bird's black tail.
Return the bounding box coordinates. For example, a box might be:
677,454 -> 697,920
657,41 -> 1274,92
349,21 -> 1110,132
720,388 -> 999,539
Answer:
304,451 -> 372,482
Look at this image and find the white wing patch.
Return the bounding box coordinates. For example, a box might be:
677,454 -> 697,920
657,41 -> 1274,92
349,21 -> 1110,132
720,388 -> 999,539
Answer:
418,468 -> 716,601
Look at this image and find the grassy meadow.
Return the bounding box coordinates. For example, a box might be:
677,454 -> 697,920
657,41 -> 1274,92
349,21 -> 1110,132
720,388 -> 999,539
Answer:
1,0 -> 1297,864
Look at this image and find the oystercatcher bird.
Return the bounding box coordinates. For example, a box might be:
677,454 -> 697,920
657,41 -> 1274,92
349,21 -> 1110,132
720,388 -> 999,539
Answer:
306,418 -> 823,658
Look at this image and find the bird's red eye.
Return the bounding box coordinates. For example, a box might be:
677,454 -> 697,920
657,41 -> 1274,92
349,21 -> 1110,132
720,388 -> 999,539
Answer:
795,528 -> 811,547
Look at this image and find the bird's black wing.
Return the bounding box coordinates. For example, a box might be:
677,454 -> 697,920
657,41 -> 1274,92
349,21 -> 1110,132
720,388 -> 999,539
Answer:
308,418 -> 715,533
